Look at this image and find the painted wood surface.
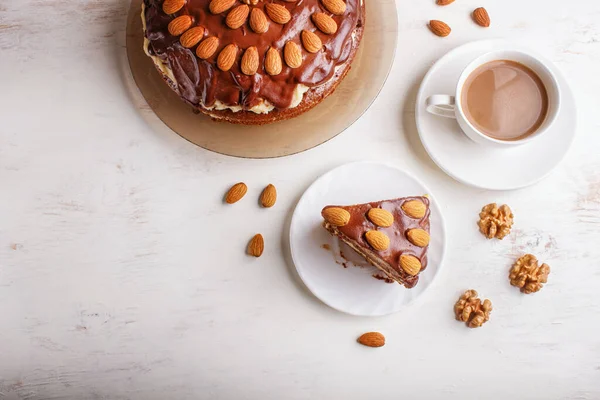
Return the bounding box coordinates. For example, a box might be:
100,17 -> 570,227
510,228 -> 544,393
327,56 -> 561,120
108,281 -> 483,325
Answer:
1,0 -> 599,398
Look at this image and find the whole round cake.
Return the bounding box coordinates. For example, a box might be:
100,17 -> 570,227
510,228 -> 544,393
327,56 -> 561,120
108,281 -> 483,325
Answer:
142,0 -> 365,124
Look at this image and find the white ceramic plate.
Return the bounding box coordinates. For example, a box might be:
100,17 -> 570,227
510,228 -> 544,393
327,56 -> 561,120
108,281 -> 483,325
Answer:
289,162 -> 446,316
415,40 -> 577,190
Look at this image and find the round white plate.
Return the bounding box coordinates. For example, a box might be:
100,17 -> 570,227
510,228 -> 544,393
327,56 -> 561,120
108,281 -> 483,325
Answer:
289,162 -> 446,316
416,40 -> 577,190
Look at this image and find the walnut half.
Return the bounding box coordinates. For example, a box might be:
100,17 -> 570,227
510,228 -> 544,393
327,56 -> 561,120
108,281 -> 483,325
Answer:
509,254 -> 550,294
478,203 -> 513,239
454,289 -> 492,328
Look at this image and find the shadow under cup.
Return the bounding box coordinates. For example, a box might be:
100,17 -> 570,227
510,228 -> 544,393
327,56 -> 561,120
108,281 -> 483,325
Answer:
455,50 -> 561,147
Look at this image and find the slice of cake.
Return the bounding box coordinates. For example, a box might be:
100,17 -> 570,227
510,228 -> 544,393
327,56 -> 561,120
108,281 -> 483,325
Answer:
321,196 -> 431,288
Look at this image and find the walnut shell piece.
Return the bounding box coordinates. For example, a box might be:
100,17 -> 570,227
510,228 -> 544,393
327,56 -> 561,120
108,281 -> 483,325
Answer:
509,254 -> 550,294
454,289 -> 492,328
478,203 -> 513,239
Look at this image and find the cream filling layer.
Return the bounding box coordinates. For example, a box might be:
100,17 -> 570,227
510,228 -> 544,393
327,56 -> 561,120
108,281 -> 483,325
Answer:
141,4 -> 308,114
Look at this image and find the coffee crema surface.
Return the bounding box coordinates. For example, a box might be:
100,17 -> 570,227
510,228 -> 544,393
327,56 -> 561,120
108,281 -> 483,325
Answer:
461,60 -> 549,141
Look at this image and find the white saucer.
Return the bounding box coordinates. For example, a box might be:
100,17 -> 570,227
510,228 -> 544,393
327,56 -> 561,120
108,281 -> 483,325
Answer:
289,162 -> 446,316
415,40 -> 577,190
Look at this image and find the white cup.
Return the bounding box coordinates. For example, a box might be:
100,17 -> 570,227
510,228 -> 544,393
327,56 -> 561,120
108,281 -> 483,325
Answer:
426,50 -> 561,147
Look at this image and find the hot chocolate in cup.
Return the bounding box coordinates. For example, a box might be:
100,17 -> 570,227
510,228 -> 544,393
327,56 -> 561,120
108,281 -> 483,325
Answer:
425,50 -> 561,147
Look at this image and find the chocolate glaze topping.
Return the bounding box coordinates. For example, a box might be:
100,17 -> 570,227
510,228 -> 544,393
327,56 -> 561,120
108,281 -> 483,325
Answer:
323,196 -> 431,288
143,0 -> 364,110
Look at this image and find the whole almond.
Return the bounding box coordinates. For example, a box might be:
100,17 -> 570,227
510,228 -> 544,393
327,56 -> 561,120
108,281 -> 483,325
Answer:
163,0 -> 186,14
406,229 -> 430,247
322,207 -> 350,226
365,230 -> 390,251
241,46 -> 259,75
180,26 -> 205,48
312,12 -> 337,34
248,234 -> 264,257
367,208 -> 394,228
265,3 -> 291,24
301,30 -> 322,53
260,184 -> 277,208
436,0 -> 454,5
196,36 -> 219,59
226,4 -> 250,29
400,254 -> 422,276
357,332 -> 385,348
473,7 -> 490,27
250,8 -> 269,33
225,182 -> 247,204
264,47 -> 282,75
284,41 -> 302,68
217,43 -> 238,71
402,200 -> 427,219
209,0 -> 237,14
429,20 -> 451,37
321,0 -> 346,15
168,15 -> 193,36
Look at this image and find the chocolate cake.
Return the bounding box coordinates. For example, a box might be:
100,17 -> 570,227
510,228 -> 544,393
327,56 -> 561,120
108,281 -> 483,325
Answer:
141,0 -> 365,124
321,196 -> 431,288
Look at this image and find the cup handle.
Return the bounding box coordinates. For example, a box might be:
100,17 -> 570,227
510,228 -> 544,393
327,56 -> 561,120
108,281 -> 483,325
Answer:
426,95 -> 456,119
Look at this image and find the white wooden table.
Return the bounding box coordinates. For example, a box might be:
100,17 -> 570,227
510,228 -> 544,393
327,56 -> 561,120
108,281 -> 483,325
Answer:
1,0 -> 599,398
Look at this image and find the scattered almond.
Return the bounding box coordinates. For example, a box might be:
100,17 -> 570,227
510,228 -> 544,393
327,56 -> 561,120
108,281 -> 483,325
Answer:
248,234 -> 264,257
249,8 -> 269,33
260,184 -> 277,208
436,0 -> 454,5
163,0 -> 186,14
265,3 -> 291,24
400,254 -> 422,276
217,43 -> 238,71
226,4 -> 250,29
284,41 -> 303,68
196,36 -> 219,59
321,0 -> 346,15
322,207 -> 350,226
209,0 -> 237,14
225,182 -> 247,204
357,332 -> 385,348
241,46 -> 259,75
406,229 -> 430,247
168,15 -> 193,36
367,208 -> 394,228
264,47 -> 283,75
429,20 -> 451,37
180,26 -> 205,48
401,200 -> 427,219
473,7 -> 490,27
365,230 -> 390,251
312,12 -> 337,34
301,30 -> 322,53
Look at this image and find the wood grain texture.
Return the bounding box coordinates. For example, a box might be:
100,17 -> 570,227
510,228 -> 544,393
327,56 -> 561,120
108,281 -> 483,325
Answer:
1,0 -> 599,399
